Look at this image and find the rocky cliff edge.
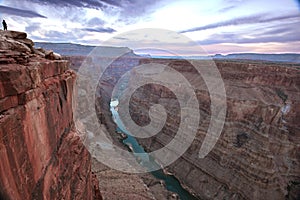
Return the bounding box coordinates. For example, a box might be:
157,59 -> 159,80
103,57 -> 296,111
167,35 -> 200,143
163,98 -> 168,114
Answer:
0,30 -> 102,200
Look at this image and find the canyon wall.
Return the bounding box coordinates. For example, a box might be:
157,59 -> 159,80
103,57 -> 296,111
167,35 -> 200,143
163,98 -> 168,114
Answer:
0,31 -> 101,200
65,44 -> 299,199
126,59 -> 300,199
68,51 -> 180,199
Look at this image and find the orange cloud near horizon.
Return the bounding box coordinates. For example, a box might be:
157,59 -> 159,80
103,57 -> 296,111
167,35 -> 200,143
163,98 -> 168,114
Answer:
202,41 -> 300,55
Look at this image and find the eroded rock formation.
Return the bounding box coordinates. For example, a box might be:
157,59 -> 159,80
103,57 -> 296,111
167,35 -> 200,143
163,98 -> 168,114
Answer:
0,30 -> 101,200
95,55 -> 300,199
67,52 -> 179,199
128,59 -> 300,200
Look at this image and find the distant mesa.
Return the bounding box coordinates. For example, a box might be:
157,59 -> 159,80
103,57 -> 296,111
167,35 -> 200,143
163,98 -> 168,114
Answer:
213,53 -> 225,58
35,42 -> 96,56
151,53 -> 300,63
33,41 -> 300,64
212,53 -> 300,63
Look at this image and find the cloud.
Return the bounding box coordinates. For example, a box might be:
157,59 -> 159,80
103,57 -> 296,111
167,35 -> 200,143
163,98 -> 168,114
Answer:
25,23 -> 41,32
3,0 -> 166,31
218,5 -> 236,13
197,21 -> 300,45
180,13 -> 300,33
203,41 -> 300,54
118,0 -> 163,17
15,0 -> 164,21
87,17 -> 105,26
16,0 -> 162,17
33,29 -> 86,41
113,37 -> 129,40
262,27 -> 291,35
218,0 -> 242,13
21,0 -> 120,9
199,33 -> 300,45
83,27 -> 116,33
0,5 -> 47,18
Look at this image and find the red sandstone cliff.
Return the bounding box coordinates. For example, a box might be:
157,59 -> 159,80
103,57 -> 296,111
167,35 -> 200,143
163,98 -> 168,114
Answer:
0,30 -> 101,200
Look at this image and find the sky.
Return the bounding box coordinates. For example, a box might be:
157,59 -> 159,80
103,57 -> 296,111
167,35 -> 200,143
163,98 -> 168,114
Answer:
0,0 -> 300,55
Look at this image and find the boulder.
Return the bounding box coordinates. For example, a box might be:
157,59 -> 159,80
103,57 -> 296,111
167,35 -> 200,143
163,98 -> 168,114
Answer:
1,30 -> 27,39
0,37 -> 31,53
16,38 -> 34,47
45,50 -> 62,60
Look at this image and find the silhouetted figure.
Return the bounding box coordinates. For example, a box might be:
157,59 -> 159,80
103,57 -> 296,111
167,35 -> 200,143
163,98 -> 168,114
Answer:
2,20 -> 7,31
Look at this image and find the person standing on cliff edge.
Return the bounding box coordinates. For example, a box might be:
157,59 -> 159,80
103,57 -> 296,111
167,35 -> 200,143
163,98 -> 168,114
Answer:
2,20 -> 7,30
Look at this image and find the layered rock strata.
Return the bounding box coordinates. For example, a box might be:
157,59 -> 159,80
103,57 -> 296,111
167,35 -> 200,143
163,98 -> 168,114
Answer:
92,54 -> 300,199
68,52 -> 178,199
127,59 -> 300,200
0,31 -> 101,200
66,44 -> 300,199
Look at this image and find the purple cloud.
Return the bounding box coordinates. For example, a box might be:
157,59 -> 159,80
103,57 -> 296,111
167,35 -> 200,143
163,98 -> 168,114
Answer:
197,21 -> 300,45
21,0 -> 121,9
87,17 -> 105,27
0,5 -> 46,18
218,5 -> 236,12
83,27 -> 116,33
180,14 -> 300,33
9,0 -> 164,20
